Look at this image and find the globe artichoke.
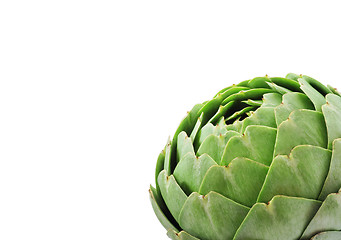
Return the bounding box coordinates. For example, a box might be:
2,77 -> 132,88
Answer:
149,73 -> 341,240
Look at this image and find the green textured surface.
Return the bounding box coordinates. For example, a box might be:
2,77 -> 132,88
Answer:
199,157 -> 268,207
177,132 -> 195,162
319,139 -> 341,200
167,229 -> 200,240
322,94 -> 341,149
197,133 -> 233,164
174,153 -> 216,194
149,185 -> 179,233
179,192 -> 249,240
150,74 -> 341,240
310,231 -> 341,240
274,109 -> 327,156
158,170 -> 187,222
221,125 -> 277,166
233,196 -> 321,240
298,77 -> 326,111
270,77 -> 302,92
274,92 -> 314,125
257,145 -> 331,203
241,107 -> 277,132
301,189 -> 341,239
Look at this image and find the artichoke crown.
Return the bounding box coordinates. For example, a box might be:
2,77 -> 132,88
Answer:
149,74 -> 341,240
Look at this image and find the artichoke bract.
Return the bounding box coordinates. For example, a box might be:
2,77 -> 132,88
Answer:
149,74 -> 341,240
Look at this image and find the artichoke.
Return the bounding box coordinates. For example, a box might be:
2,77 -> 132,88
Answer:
149,73 -> 341,240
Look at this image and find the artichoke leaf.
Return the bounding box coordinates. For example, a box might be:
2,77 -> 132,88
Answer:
221,125 -> 277,166
149,185 -> 179,233
177,132 -> 195,163
270,77 -> 302,92
247,76 -> 272,89
236,79 -> 251,87
274,109 -> 328,156
225,117 -> 243,133
241,107 -> 277,132
261,92 -> 282,107
208,101 -> 234,125
319,139 -> 341,200
266,81 -> 292,94
197,132 -> 239,164
257,145 -> 331,203
298,77 -> 326,112
310,231 -> 341,240
328,85 -> 341,96
301,75 -> 333,96
155,147 -> 166,192
189,112 -> 203,142
199,157 -> 268,207
179,191 -> 249,240
242,99 -> 263,107
194,118 -> 233,151
274,92 -> 314,126
198,94 -> 224,126
220,86 -> 250,100
167,229 -> 200,240
301,189 -> 341,240
285,73 -> 301,81
222,88 -> 274,105
164,138 -> 172,175
173,153 -> 217,195
322,94 -> 341,149
226,106 -> 257,122
158,170 -> 188,222
233,196 -> 321,240
171,103 -> 204,171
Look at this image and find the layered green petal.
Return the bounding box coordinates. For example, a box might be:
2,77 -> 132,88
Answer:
179,192 -> 249,240
173,153 -> 217,194
301,189 -> 341,239
151,74 -> 340,240
149,185 -> 179,232
319,139 -> 341,200
158,170 -> 187,222
310,231 -> 341,240
274,109 -> 327,156
322,94 -> 341,149
221,125 -> 277,166
258,145 -> 331,203
233,196 -> 321,240
199,157 -> 268,207
167,230 -> 200,240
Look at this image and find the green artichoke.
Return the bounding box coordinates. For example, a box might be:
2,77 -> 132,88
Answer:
149,73 -> 341,240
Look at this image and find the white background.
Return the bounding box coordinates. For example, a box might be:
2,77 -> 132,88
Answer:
0,1 -> 341,239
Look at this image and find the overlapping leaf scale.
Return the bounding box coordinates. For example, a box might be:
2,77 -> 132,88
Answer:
150,74 -> 341,240
257,145 -> 331,203
319,139 -> 341,200
274,92 -> 314,126
301,188 -> 341,239
273,109 -> 328,156
149,185 -> 179,232
173,152 -> 216,194
310,231 -> 341,240
233,196 -> 322,240
167,229 -> 200,240
178,192 -> 249,240
299,77 -> 328,112
193,117 -> 238,152
158,170 -> 187,223
322,94 -> 341,149
221,125 -> 277,166
199,157 -> 268,207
